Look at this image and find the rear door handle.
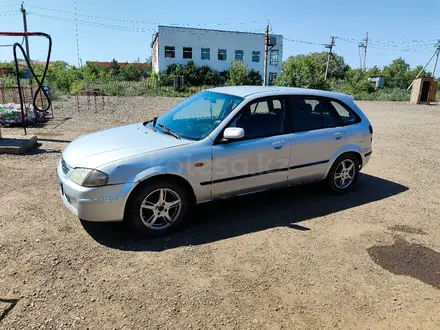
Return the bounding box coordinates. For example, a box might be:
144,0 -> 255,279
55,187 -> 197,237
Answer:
334,133 -> 343,140
272,140 -> 286,149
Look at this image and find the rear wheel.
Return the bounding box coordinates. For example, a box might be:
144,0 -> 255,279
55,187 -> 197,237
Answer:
326,154 -> 360,194
126,180 -> 191,236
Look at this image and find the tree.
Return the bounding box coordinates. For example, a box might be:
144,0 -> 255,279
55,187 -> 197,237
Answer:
247,70 -> 262,85
198,65 -> 220,86
382,58 -> 411,89
310,52 -> 349,80
340,68 -> 372,95
120,64 -> 142,81
275,55 -> 328,89
110,58 -> 120,78
183,60 -> 200,86
366,65 -> 381,77
227,60 -> 249,86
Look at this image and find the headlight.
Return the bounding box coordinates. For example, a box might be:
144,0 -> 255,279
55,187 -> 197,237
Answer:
69,168 -> 109,187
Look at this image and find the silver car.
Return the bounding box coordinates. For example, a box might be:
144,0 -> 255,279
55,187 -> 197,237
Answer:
58,86 -> 373,236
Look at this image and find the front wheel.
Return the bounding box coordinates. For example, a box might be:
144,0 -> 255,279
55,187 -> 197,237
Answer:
326,154 -> 360,194
125,180 -> 191,236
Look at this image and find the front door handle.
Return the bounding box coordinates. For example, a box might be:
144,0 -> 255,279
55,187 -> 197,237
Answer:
272,140 -> 286,149
334,133 -> 343,140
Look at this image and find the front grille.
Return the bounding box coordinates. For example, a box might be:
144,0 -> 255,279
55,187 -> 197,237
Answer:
61,157 -> 70,174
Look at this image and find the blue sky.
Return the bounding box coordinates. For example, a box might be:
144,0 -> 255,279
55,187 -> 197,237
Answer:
0,0 -> 439,75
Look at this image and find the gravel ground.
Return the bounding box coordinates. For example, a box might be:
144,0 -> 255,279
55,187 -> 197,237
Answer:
1,97 -> 440,329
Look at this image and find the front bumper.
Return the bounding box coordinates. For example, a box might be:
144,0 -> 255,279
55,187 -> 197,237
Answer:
57,160 -> 135,222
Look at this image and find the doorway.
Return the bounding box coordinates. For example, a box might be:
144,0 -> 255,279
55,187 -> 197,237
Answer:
420,81 -> 430,102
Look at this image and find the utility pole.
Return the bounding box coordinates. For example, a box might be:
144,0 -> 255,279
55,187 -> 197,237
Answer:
358,32 -> 368,71
363,32 -> 368,71
74,0 -> 81,67
263,24 -> 269,86
433,40 -> 440,78
21,2 -> 32,85
324,36 -> 335,80
407,43 -> 440,91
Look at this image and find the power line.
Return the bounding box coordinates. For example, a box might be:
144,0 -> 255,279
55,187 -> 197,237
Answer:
0,11 -> 20,16
28,12 -> 155,32
0,3 -> 20,7
284,37 -> 325,46
25,4 -> 266,27
28,11 -> 266,36
337,36 -> 436,53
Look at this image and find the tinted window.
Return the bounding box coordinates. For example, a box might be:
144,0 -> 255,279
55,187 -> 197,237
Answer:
165,46 -> 175,58
201,48 -> 210,60
229,97 -> 286,139
252,51 -> 260,62
320,101 -> 342,128
218,49 -> 227,61
268,73 -> 277,86
330,101 -> 360,125
289,97 -> 341,132
235,50 -> 244,61
183,47 -> 192,59
270,50 -> 279,65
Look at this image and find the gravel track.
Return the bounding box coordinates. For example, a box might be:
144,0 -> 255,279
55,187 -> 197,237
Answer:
1,97 -> 440,329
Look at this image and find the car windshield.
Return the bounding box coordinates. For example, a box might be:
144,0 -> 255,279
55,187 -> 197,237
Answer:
154,91 -> 244,141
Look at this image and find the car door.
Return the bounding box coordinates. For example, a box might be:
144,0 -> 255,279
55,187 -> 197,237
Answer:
211,96 -> 291,198
287,96 -> 348,183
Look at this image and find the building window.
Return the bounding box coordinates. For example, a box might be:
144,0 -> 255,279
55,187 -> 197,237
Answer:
165,46 -> 175,58
183,47 -> 192,59
270,50 -> 279,66
201,48 -> 210,60
268,73 -> 277,86
235,50 -> 244,61
252,51 -> 260,62
218,49 -> 227,61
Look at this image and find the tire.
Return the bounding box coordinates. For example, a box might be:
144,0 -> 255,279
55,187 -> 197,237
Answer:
125,179 -> 192,236
326,153 -> 360,194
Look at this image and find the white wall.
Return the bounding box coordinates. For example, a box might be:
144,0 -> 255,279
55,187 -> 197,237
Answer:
153,26 -> 283,81
152,36 -> 159,73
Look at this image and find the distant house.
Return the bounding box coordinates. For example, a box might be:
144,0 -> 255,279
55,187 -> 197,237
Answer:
0,67 -> 14,77
151,25 -> 283,85
87,61 -> 150,70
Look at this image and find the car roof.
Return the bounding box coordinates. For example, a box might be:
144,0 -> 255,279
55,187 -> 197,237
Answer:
206,86 -> 354,102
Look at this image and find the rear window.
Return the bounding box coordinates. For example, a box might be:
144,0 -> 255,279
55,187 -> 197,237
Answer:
330,101 -> 360,125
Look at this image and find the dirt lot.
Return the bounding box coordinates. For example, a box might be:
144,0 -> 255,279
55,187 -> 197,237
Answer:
1,97 -> 440,329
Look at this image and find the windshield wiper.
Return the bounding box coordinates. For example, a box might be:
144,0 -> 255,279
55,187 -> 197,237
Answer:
143,117 -> 158,132
157,123 -> 181,139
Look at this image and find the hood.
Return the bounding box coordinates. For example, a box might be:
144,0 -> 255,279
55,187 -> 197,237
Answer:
62,123 -> 192,168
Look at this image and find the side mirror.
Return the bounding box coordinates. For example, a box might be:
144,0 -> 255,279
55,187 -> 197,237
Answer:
223,127 -> 244,140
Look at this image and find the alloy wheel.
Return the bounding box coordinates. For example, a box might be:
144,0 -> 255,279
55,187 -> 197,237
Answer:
139,188 -> 182,230
333,159 -> 356,189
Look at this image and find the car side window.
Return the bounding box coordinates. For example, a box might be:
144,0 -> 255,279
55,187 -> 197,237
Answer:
330,100 -> 360,125
320,100 -> 343,128
289,97 -> 342,132
228,97 -> 286,139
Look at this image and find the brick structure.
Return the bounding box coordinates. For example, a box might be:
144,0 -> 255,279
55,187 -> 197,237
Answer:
410,77 -> 438,104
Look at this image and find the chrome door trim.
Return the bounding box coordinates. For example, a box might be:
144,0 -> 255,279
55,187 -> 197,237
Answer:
200,159 -> 329,186
289,159 -> 329,170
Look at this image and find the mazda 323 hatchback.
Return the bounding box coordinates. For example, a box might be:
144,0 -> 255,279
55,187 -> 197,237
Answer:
58,86 -> 373,236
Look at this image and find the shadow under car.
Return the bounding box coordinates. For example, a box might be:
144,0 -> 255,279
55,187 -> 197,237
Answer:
81,173 -> 409,252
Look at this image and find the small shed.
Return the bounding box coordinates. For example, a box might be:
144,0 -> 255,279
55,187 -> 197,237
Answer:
368,76 -> 385,89
410,77 -> 438,104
